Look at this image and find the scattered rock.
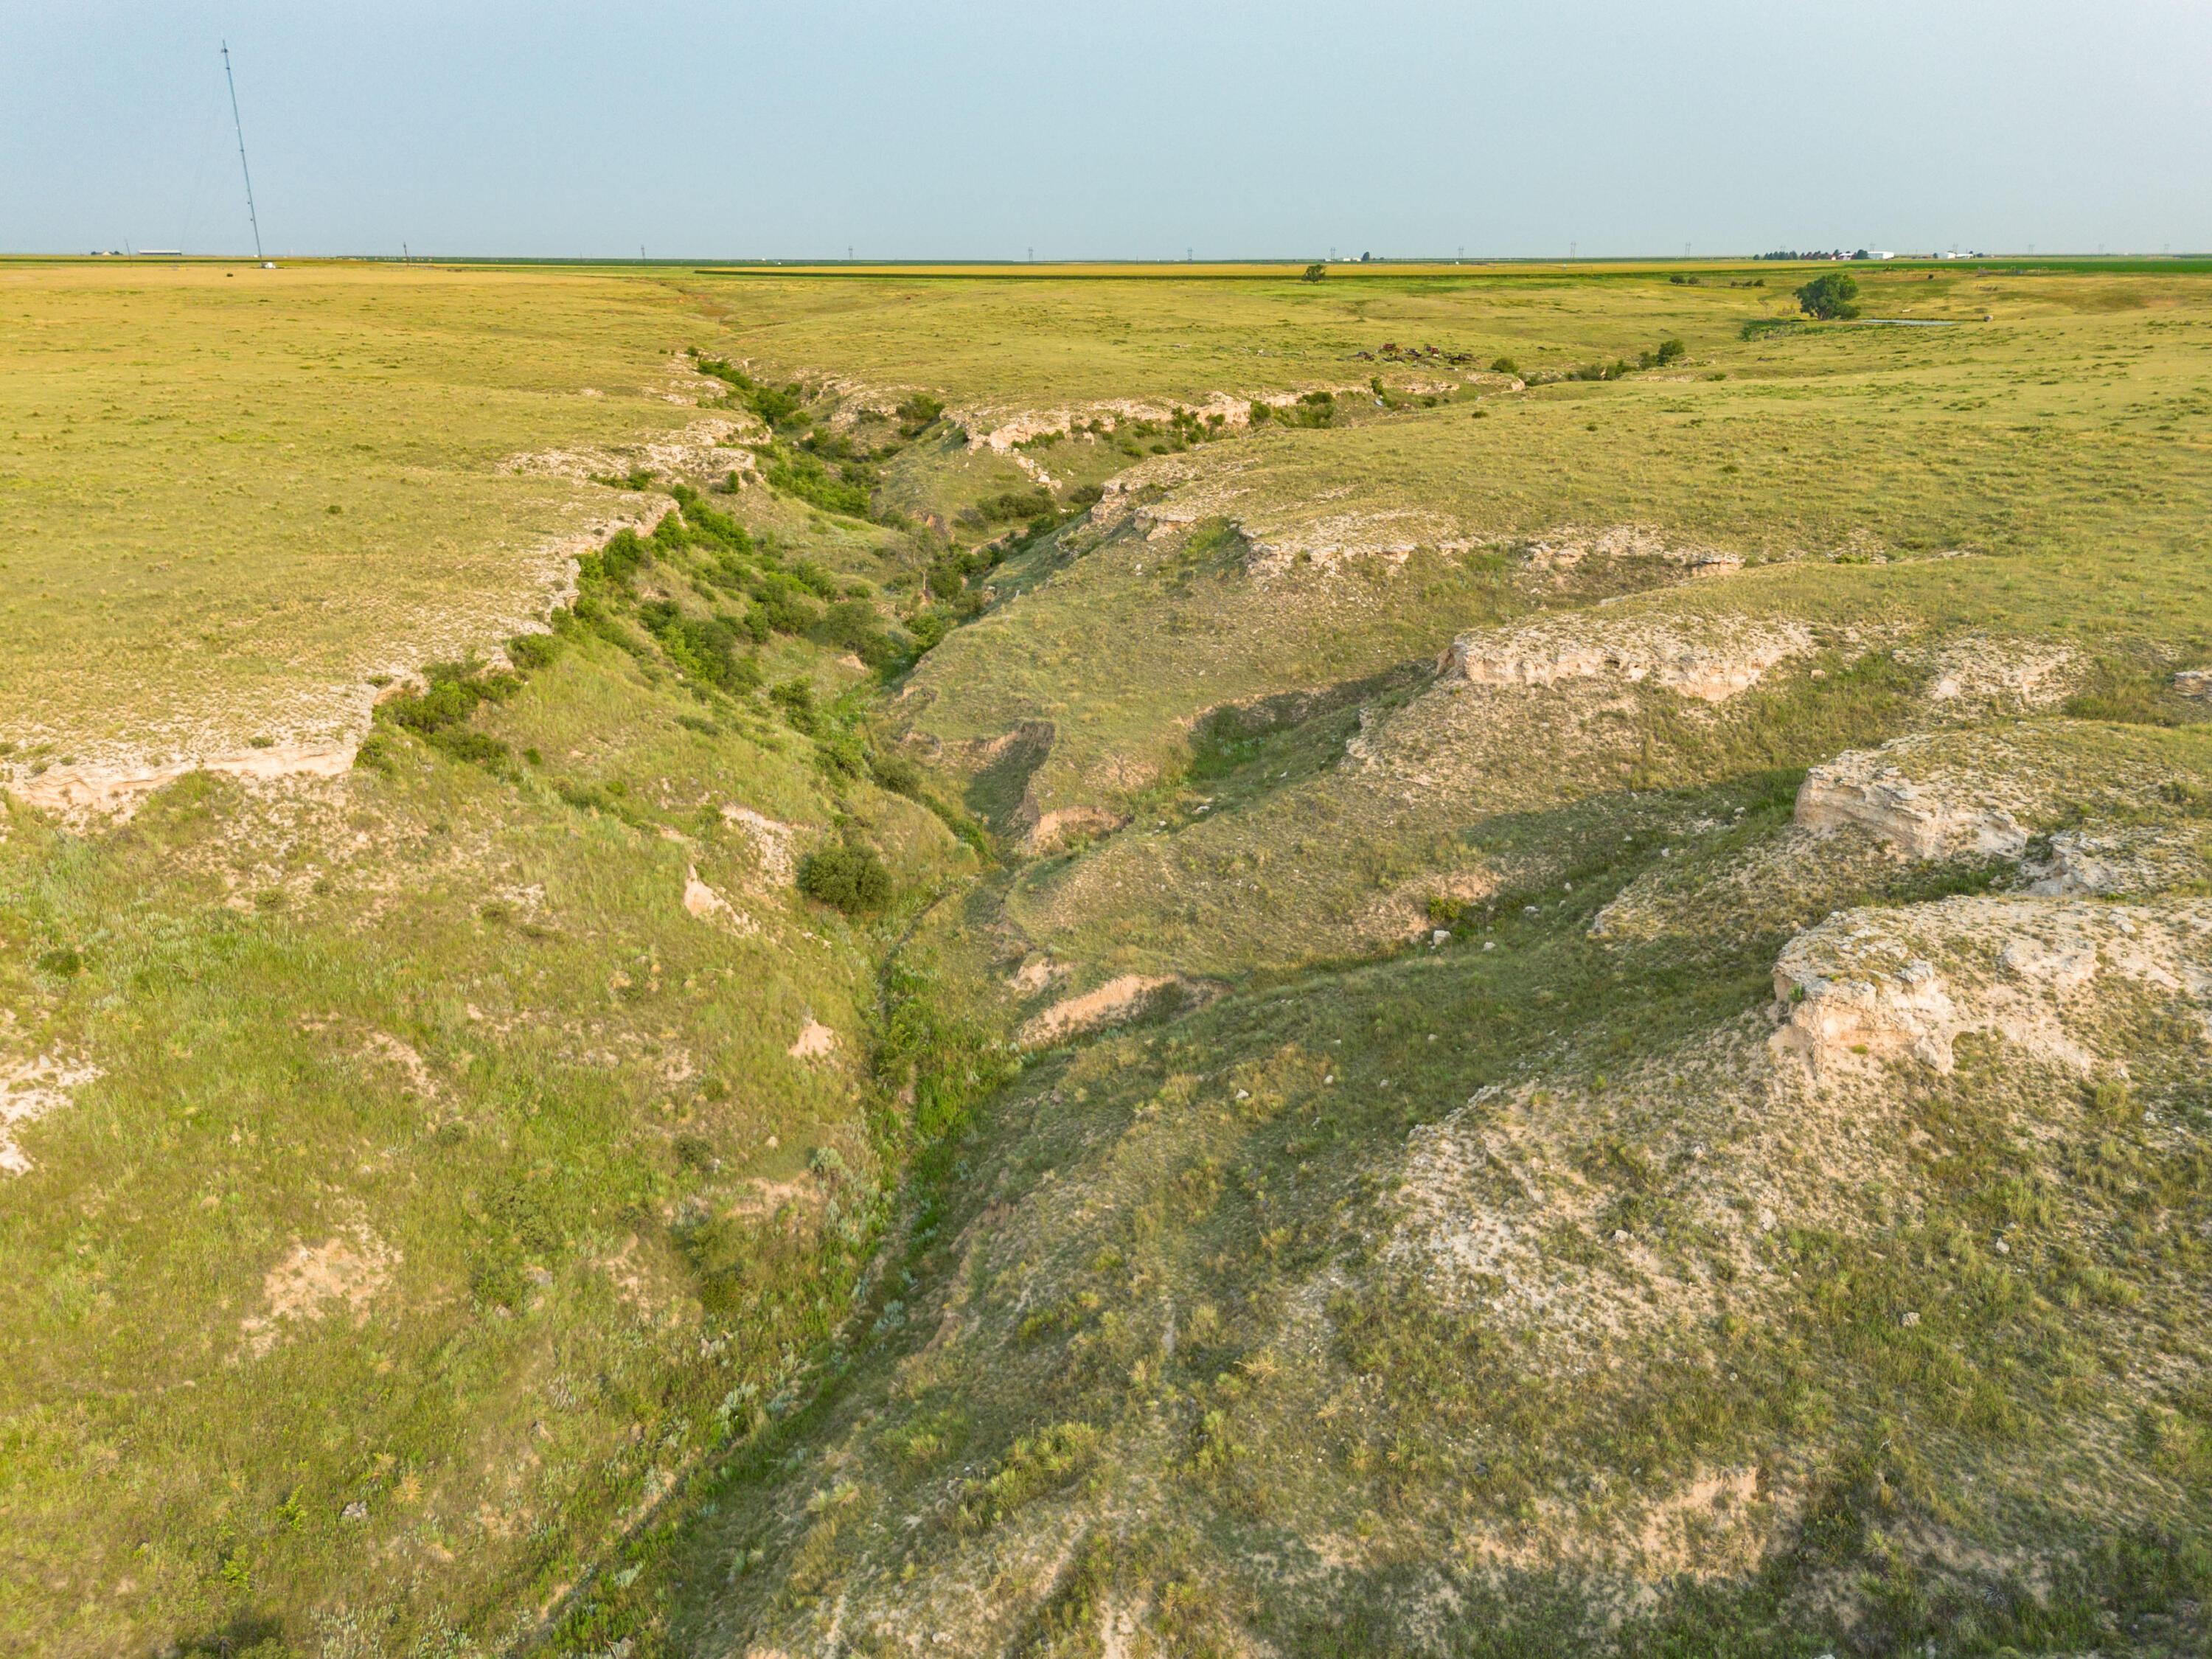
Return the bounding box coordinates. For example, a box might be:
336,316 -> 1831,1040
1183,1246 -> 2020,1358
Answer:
2023,824 -> 2211,897
721,804 -> 800,886
1770,895 -> 2212,1079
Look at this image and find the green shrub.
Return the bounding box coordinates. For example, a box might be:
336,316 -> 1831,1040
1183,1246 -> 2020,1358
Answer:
908,610 -> 952,652
790,558 -> 844,601
585,527 -> 651,588
1489,356 -> 1520,375
751,572 -> 822,635
506,632 -> 560,672
870,751 -> 925,796
961,488 -> 1054,527
815,597 -> 901,672
770,677 -> 818,732
765,445 -> 871,517
1301,262 -> 1326,283
895,392 -> 945,436
639,601 -> 761,692
955,1422 -> 1102,1531
672,485 -> 751,551
796,844 -> 894,914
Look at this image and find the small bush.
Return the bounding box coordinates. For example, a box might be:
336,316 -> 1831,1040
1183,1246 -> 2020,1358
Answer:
796,844 -> 894,914
751,573 -> 822,635
765,445 -> 871,517
771,678 -> 818,731
672,485 -> 751,551
870,751 -> 925,796
908,610 -> 952,653
1489,356 -> 1520,375
1301,262 -> 1326,282
961,488 -> 1054,527
895,392 -> 945,436
639,601 -> 760,692
506,632 -> 561,672
956,1422 -> 1102,1531
815,597 -> 901,672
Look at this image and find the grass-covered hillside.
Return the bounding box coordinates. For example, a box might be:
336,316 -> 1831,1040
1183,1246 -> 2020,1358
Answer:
3,257 -> 2211,1658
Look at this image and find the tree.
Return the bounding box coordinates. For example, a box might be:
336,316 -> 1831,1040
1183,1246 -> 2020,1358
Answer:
1301,262 -> 1326,283
1796,272 -> 1861,320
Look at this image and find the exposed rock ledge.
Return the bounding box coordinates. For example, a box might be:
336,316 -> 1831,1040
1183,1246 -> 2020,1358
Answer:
10,740 -> 358,824
1770,895 -> 2212,1079
1794,742 -> 2029,860
1439,615 -> 1813,703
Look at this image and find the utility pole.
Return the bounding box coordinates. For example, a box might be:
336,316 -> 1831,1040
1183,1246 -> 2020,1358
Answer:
221,42 -> 263,260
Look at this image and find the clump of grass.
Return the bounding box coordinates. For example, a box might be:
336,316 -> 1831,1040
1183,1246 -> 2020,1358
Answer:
953,1422 -> 1102,1532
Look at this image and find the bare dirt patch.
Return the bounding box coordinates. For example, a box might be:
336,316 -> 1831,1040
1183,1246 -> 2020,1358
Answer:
0,1053 -> 101,1175
1019,974 -> 1182,1047
240,1224 -> 398,1357
684,866 -> 757,933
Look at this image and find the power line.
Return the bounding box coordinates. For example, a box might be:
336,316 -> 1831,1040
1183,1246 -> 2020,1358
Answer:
221,42 -> 262,260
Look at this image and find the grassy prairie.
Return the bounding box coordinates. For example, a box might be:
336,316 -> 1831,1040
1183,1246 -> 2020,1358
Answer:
905,272 -> 2212,827
681,265 -> 1786,412
0,263 -> 709,763
6,257 -> 2212,1658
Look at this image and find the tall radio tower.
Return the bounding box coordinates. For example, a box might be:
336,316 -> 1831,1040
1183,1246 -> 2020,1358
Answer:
222,42 -> 264,260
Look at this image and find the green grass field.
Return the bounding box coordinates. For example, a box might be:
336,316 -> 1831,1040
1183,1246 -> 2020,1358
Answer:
3,257 -> 2211,1658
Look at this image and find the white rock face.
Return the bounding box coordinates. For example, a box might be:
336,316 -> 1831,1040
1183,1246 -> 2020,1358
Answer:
1794,744 -> 2029,860
1439,615 -> 1812,704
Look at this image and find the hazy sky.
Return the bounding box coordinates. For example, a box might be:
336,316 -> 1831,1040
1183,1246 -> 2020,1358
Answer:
5,0 -> 2208,260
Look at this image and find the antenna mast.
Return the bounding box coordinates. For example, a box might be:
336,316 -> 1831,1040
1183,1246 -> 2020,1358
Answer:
221,42 -> 263,260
